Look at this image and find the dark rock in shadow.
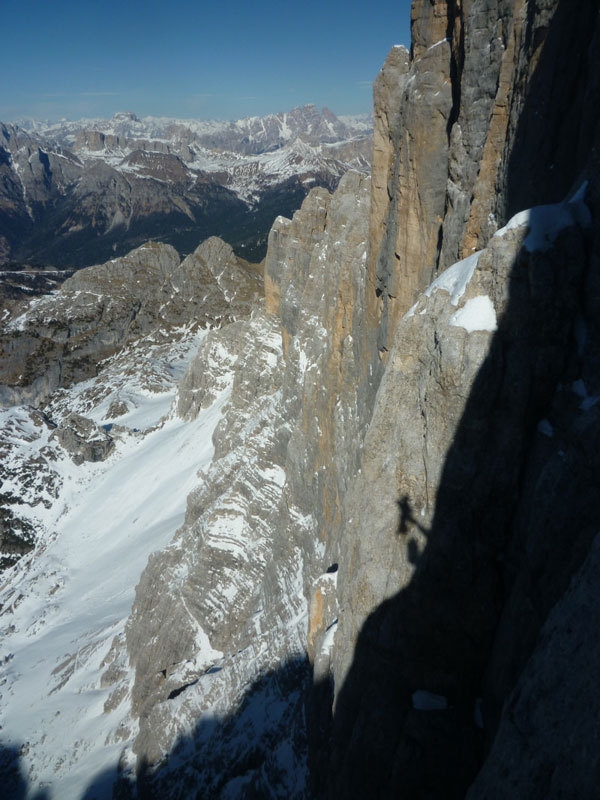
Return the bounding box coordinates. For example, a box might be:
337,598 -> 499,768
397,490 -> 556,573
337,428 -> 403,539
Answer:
325,1 -> 600,795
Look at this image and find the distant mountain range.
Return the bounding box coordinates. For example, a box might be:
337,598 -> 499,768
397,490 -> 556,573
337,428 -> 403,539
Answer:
0,106 -> 372,267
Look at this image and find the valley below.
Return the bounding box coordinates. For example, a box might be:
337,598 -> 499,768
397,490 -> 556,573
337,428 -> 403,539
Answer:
1,1 -> 600,798
0,106 -> 371,268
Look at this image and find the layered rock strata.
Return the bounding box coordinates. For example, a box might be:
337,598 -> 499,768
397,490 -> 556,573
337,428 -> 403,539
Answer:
0,237 -> 261,408
0,236 -> 261,573
124,171 -> 372,796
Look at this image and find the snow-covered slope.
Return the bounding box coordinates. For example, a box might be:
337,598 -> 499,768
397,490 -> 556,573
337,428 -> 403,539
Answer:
0,328 -> 232,797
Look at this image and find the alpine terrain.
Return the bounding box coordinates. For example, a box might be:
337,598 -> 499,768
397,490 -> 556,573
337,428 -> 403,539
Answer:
1,0 -> 600,798
0,106 -> 371,267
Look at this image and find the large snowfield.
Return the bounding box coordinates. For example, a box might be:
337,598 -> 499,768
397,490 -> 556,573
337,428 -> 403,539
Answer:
0,332 -> 227,798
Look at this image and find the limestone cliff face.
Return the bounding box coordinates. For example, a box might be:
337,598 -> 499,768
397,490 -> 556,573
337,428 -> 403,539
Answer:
119,1 -> 600,797
265,172 -> 373,558
369,39 -> 451,355
123,172 -> 372,796
369,0 -> 600,354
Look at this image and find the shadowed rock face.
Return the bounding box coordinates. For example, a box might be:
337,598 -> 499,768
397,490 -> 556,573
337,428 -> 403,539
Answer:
329,192 -> 598,799
368,0 -> 600,355
3,1 -> 600,797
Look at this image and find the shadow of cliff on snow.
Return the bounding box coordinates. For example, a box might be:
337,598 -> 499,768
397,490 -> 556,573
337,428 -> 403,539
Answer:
77,657 -> 312,800
0,743 -> 50,800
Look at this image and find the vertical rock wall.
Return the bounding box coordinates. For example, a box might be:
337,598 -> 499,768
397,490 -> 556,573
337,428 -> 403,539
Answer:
122,1 -> 600,797
125,172 -> 372,796
368,0 -> 600,355
327,0 -> 600,797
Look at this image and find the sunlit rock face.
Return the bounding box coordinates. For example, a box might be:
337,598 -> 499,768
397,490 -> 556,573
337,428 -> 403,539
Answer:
0,236 -> 261,577
2,1 -> 600,797
368,0 -> 600,356
124,171 -> 373,796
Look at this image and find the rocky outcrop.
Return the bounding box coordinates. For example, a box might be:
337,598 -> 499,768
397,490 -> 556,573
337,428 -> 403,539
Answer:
368,40 -> 451,355
52,412 -> 114,464
0,238 -> 262,407
325,1 -> 600,797
368,0 -> 600,355
0,236 -> 262,575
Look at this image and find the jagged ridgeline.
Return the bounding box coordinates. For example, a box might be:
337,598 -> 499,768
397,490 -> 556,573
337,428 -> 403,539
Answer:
0,105 -> 372,268
1,0 -> 600,798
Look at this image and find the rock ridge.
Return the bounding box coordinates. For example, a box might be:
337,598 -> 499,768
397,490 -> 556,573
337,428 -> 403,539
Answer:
119,2 -> 600,797
0,237 -> 262,408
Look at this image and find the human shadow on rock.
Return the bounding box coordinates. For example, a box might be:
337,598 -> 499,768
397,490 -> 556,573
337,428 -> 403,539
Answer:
327,3 -> 600,795
328,184 -> 600,800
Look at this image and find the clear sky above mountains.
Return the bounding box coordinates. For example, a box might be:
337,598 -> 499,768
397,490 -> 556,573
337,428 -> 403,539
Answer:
2,0 -> 413,123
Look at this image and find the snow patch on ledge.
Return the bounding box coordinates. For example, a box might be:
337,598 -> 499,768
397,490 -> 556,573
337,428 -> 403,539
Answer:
494,181 -> 591,252
425,251 -> 481,306
428,37 -> 450,50
412,690 -> 448,711
450,295 -> 497,332
537,418 -> 555,437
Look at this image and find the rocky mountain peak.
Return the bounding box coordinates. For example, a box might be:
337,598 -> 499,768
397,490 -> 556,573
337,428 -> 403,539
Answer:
0,105 -> 372,268
112,111 -> 139,122
0,237 -> 261,409
1,1 -> 600,798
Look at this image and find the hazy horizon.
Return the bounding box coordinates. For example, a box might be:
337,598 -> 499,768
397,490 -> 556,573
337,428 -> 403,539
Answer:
2,0 -> 412,124
8,103 -> 375,128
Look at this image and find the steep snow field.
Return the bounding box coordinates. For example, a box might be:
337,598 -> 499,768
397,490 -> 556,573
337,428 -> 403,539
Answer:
0,334 -> 229,798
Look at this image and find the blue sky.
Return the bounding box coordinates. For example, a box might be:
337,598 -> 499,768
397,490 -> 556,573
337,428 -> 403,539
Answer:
1,0 -> 413,122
